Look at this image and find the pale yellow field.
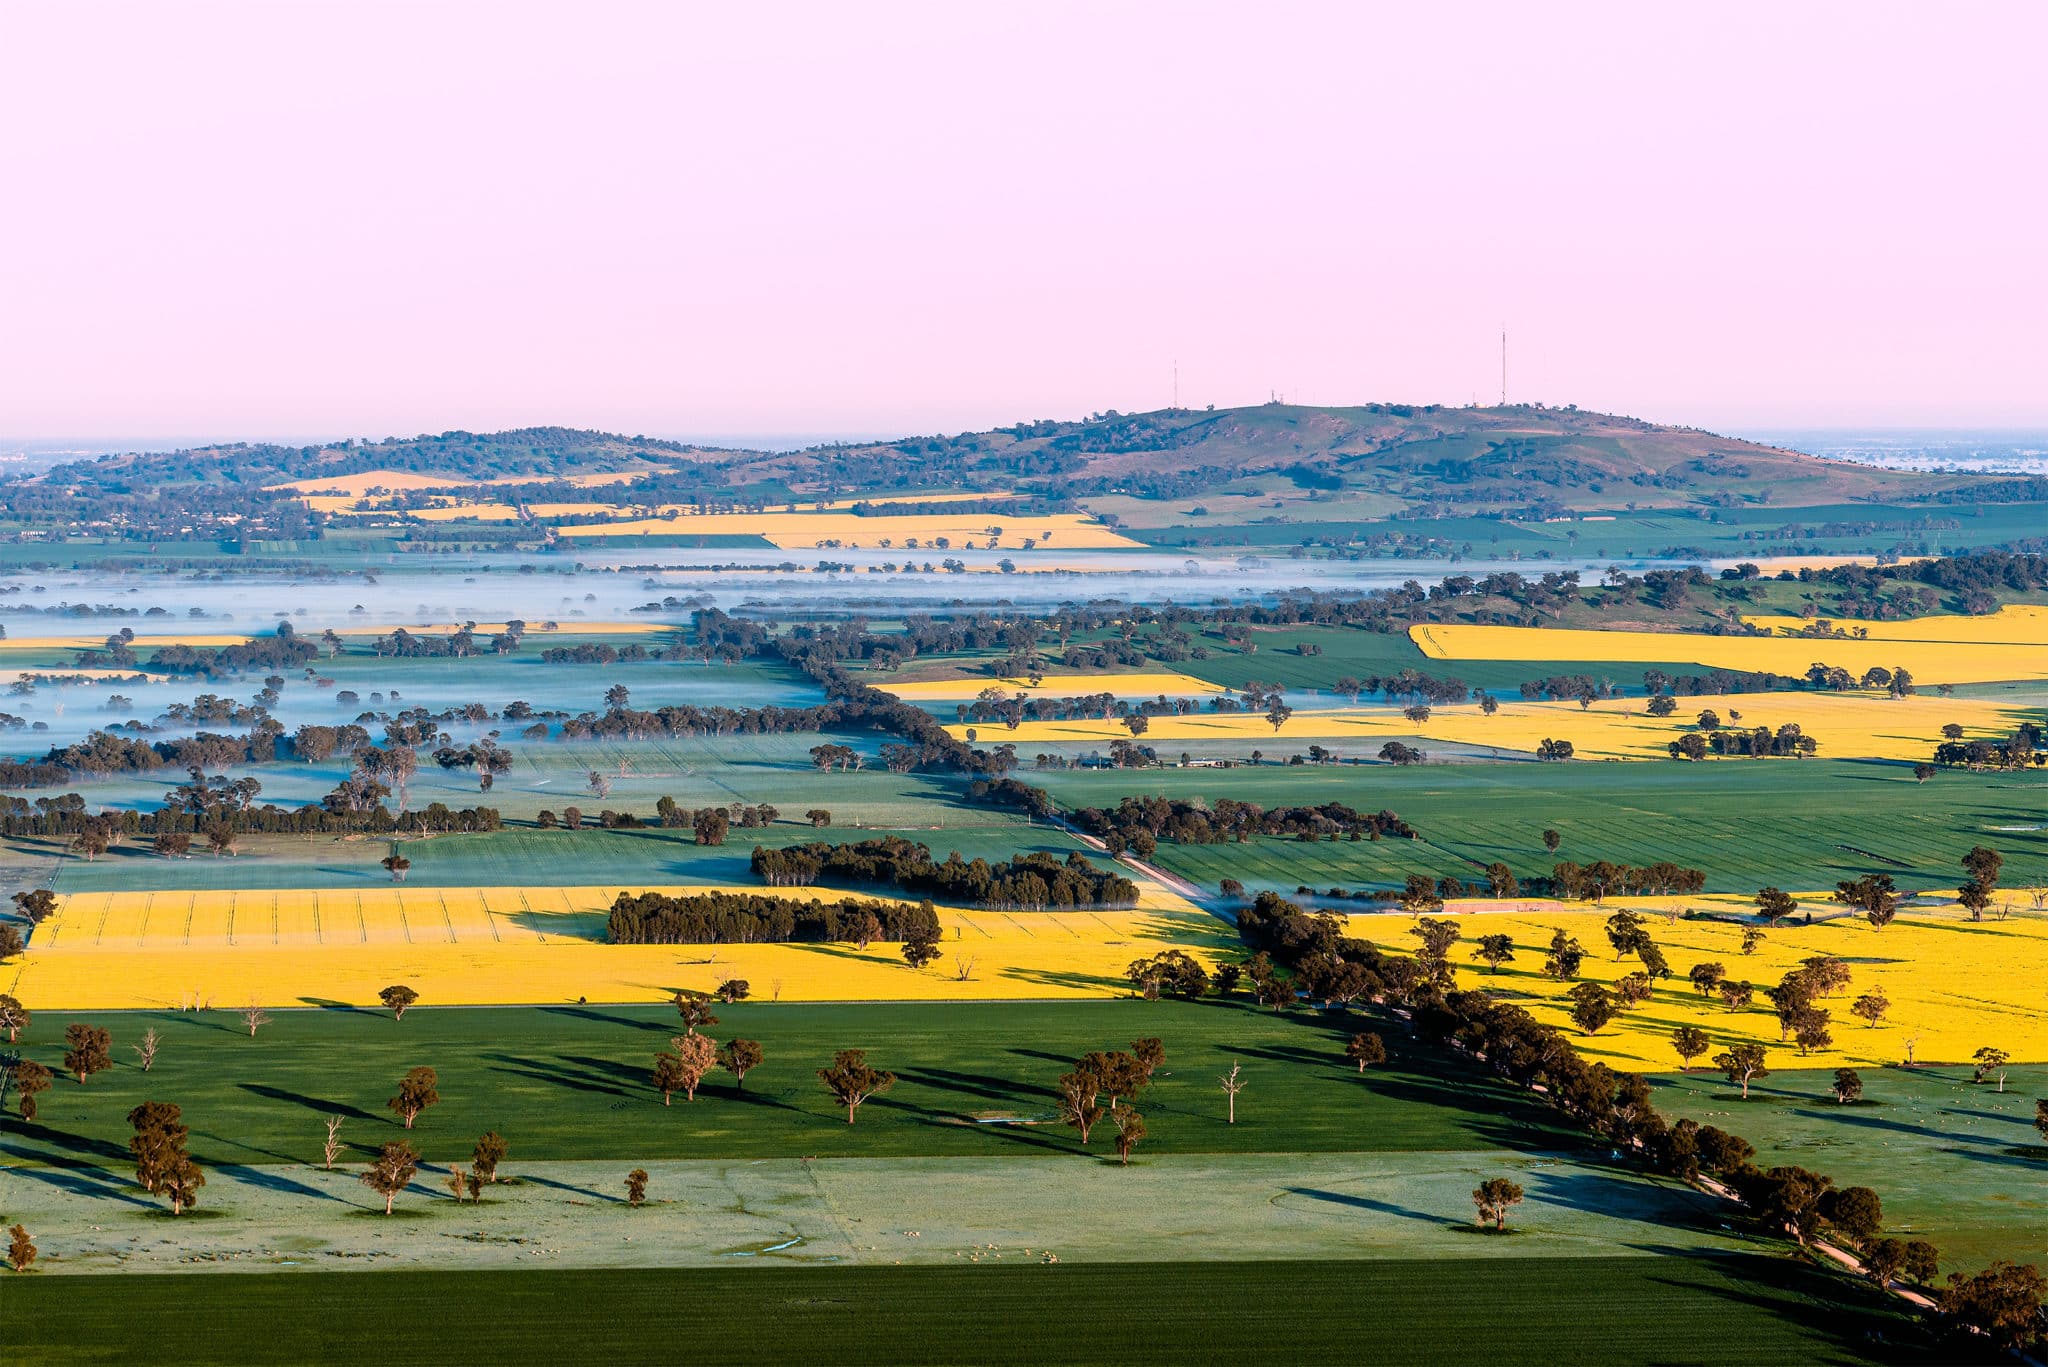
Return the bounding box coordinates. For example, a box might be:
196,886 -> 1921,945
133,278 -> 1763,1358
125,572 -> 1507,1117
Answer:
1359,900 -> 2048,1070
0,634 -> 261,650
1742,603 -> 2048,644
1412,621 -> 2048,685
944,690 -> 2030,761
403,500 -> 622,521
882,671 -> 1226,701
554,511 -> 1144,550
2,881 -> 1229,1010
274,468 -> 657,497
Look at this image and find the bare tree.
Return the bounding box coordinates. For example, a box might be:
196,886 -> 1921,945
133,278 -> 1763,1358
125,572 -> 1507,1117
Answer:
322,1116 -> 344,1169
952,954 -> 977,982
1218,1063 -> 1247,1124
132,1027 -> 162,1072
241,1001 -> 272,1038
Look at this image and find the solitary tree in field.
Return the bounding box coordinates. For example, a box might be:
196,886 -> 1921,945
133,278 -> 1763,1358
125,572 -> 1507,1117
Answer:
1715,1042 -> 1769,1099
819,1049 -> 895,1124
1542,929 -> 1586,981
1688,962 -> 1727,997
12,1059 -> 51,1120
1972,1046 -> 2011,1092
445,1165 -> 470,1203
1218,1064 -> 1247,1124
1541,829 -> 1561,854
1474,934 -> 1516,973
1345,1033 -> 1386,1073
717,1038 -> 764,1089
128,1101 -> 204,1214
652,1051 -> 688,1106
1832,1068 -> 1863,1104
323,1116 -> 344,1169
241,1001 -> 272,1037
1739,926 -> 1766,955
63,1024 -> 112,1084
6,1224 -> 34,1273
0,925 -> 22,962
673,991 -> 719,1036
380,850 -> 411,882
1568,982 -> 1616,1035
0,994 -> 28,1043
133,1027 -> 162,1071
1754,887 -> 1799,923
379,985 -> 419,1021
805,808 -> 832,828
1718,979 -> 1755,1012
901,932 -> 942,971
388,1066 -> 440,1128
1057,1069 -> 1104,1144
472,1131 -> 507,1185
1472,1177 -> 1525,1231
361,1140 -> 420,1214
625,1169 -> 649,1207
1112,1107 -> 1147,1165
715,978 -> 751,1004
665,1033 -> 718,1101
1850,989 -> 1890,1027
1671,1025 -> 1710,1071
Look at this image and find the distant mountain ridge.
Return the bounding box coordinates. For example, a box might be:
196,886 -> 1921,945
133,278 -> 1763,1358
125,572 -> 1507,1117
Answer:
32,403 -> 2024,514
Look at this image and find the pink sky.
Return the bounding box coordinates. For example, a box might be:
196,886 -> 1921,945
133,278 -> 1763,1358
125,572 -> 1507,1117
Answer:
2,2 -> 2043,444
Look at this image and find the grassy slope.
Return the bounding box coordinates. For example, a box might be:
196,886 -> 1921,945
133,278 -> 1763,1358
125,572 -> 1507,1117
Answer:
1035,759 -> 2048,894
6,1257 -> 1959,1367
0,1000 -> 1574,1169
1654,1065 -> 2048,1273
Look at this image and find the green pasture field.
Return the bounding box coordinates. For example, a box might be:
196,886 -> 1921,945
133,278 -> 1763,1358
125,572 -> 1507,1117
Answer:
5,1256 -> 1956,1366
33,817 -> 1091,895
0,1000 -> 1573,1170
1654,1065 -> 2048,1273
1034,759 -> 2048,895
1166,625 -> 1709,695
1124,499 -> 2044,563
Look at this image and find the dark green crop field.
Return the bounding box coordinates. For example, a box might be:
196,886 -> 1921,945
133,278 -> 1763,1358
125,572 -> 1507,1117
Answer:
5,1256 -> 1961,1366
1035,760 -> 2048,894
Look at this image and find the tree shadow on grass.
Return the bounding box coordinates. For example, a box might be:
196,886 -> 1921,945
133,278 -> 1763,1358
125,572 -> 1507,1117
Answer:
540,1005 -> 669,1033
5,1163 -> 155,1207
0,1122 -> 131,1166
518,1172 -> 621,1203
226,1165 -> 344,1203
239,1083 -> 379,1123
483,1051 -> 632,1099
1283,1186 -> 1447,1225
897,1065 -> 1046,1108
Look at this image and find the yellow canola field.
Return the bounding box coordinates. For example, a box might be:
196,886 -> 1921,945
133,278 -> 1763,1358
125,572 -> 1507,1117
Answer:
945,690 -> 2030,761
882,672 -> 1226,701
1356,902 -> 2048,1071
553,511 -> 1144,550
273,469 -> 656,496
3,882 -> 1230,1011
1411,622 -> 2048,686
1741,603 -> 2048,645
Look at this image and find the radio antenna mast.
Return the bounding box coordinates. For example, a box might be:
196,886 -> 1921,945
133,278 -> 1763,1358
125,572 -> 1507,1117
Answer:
1500,329 -> 1507,407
